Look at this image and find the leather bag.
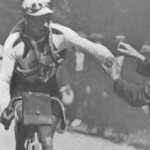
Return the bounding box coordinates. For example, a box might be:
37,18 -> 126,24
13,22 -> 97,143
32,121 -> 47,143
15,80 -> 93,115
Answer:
22,92 -> 53,125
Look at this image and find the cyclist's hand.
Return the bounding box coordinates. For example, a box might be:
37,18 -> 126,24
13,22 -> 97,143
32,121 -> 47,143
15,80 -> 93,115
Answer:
0,108 -> 14,130
102,56 -> 124,81
103,56 -> 115,68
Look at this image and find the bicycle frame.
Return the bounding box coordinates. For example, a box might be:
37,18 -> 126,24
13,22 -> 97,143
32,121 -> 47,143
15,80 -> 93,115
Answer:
24,131 -> 42,150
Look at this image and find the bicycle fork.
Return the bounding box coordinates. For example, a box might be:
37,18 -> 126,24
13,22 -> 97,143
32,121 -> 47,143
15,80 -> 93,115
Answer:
25,132 -> 43,150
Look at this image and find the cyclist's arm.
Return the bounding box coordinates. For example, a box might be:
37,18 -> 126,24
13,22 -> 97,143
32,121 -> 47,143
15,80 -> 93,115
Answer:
65,30 -> 114,63
51,23 -> 114,63
0,33 -> 23,111
113,78 -> 150,107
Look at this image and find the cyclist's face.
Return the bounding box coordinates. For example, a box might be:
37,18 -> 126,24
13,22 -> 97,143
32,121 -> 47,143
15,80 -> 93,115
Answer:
34,14 -> 51,28
38,14 -> 52,34
27,14 -> 52,37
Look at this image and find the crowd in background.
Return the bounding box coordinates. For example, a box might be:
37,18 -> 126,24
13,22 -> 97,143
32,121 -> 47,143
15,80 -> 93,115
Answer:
58,31 -> 150,135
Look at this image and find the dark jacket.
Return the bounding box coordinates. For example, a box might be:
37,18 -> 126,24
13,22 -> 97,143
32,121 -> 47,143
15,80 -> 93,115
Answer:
113,57 -> 150,107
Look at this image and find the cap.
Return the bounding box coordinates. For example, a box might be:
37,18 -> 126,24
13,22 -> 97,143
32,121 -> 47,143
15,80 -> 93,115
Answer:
22,0 -> 53,16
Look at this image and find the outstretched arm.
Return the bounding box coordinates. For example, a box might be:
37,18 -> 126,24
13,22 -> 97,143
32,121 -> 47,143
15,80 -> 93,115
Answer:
65,30 -> 114,64
51,23 -> 114,64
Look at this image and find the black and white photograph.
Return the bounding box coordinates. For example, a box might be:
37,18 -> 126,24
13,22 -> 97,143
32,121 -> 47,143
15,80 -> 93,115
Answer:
0,0 -> 150,150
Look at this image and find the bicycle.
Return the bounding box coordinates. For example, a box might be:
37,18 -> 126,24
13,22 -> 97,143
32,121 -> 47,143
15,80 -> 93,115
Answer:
9,92 -> 66,150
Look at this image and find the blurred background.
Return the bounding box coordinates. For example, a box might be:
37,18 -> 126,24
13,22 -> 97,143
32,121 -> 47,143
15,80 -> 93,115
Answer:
1,0 -> 150,148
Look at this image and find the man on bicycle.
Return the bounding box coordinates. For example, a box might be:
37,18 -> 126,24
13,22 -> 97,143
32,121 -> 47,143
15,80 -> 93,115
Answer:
0,0 -> 114,149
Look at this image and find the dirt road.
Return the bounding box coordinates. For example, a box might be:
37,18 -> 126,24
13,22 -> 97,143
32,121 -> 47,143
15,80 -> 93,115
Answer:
54,131 -> 145,150
0,121 -> 146,150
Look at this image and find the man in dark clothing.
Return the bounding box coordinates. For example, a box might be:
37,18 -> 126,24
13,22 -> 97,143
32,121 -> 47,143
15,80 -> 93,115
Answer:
102,42 -> 150,107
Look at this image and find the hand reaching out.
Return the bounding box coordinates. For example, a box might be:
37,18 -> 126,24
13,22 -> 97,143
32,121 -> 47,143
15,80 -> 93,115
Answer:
118,42 -> 145,61
102,56 -> 124,81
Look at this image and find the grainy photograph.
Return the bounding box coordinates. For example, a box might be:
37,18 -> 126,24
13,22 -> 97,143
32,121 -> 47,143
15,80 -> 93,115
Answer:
0,0 -> 150,150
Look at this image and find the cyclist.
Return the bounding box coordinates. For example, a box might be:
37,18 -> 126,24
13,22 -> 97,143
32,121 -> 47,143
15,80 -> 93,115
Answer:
0,0 -> 114,149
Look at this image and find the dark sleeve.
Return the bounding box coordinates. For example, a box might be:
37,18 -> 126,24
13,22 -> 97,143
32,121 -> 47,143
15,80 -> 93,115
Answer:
113,78 -> 150,107
136,57 -> 150,77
